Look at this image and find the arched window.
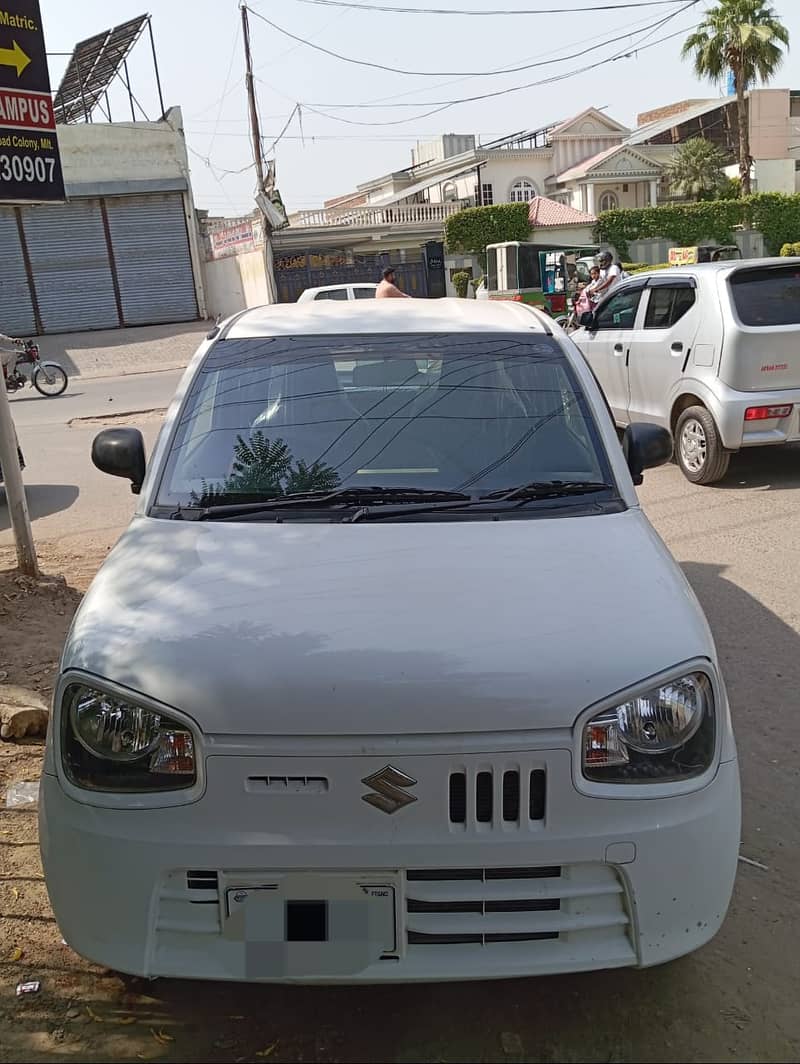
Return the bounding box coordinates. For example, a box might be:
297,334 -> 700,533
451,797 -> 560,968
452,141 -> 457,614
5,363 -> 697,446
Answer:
509,178 -> 537,203
442,181 -> 458,202
598,190 -> 618,212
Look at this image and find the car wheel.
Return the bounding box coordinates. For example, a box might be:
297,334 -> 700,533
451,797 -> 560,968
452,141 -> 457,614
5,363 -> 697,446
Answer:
675,406 -> 730,485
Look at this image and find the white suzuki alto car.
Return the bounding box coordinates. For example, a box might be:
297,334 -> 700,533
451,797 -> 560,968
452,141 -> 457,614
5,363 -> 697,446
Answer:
572,258 -> 800,484
40,299 -> 740,984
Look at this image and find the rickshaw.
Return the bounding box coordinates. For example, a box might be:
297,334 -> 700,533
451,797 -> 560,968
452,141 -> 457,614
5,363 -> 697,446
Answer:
485,242 -> 598,315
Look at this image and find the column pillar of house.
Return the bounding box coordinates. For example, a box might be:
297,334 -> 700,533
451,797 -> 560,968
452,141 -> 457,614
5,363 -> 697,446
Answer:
649,179 -> 658,206
585,182 -> 596,216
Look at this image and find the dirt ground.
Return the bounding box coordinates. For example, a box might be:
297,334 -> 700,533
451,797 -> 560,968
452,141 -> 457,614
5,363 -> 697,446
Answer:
1,476 -> 800,1064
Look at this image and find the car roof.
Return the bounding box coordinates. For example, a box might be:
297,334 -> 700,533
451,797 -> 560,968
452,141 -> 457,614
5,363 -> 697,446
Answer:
304,282 -> 376,293
632,256 -> 800,281
225,297 -> 554,337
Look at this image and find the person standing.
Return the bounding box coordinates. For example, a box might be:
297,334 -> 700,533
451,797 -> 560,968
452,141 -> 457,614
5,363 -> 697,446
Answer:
375,266 -> 411,299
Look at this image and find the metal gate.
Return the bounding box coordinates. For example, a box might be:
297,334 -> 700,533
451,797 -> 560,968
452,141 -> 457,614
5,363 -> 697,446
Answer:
0,193 -> 199,335
0,211 -> 36,335
275,252 -> 429,303
22,200 -> 120,332
105,193 -> 198,325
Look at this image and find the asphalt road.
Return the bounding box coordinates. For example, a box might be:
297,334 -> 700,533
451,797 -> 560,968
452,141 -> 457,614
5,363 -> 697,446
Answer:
1,370 -> 799,1061
0,370 -> 183,548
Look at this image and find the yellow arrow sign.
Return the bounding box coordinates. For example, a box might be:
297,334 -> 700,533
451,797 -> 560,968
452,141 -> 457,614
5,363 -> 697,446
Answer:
0,41 -> 31,78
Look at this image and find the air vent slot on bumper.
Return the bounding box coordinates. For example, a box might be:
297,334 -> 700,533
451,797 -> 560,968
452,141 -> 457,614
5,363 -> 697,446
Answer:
405,865 -> 630,948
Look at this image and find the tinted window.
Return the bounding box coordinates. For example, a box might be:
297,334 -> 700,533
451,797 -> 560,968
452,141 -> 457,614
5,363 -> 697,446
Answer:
157,334 -> 611,511
518,245 -> 542,290
594,287 -> 642,330
644,286 -> 696,329
730,265 -> 800,326
487,250 -> 498,293
505,246 -> 519,291
353,287 -> 375,299
314,289 -> 348,301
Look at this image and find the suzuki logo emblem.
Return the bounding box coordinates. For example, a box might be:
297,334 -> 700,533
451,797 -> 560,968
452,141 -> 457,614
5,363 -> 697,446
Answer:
361,765 -> 418,814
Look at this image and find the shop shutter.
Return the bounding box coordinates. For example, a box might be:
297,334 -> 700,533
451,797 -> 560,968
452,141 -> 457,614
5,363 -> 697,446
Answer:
0,208 -> 36,335
21,200 -> 120,332
105,193 -> 198,325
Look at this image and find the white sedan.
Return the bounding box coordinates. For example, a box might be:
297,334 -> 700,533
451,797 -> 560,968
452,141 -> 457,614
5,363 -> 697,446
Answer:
40,299 -> 740,984
297,283 -> 376,302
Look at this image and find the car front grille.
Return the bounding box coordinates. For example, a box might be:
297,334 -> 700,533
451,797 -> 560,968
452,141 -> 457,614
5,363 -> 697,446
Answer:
405,864 -> 629,947
448,768 -> 546,826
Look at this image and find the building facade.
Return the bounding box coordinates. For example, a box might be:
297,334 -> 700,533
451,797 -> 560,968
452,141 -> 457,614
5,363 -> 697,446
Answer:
0,106 -> 205,335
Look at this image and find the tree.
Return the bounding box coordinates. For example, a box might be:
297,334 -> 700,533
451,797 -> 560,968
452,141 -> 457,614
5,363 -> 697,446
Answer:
665,138 -> 729,201
682,0 -> 789,196
193,431 -> 340,505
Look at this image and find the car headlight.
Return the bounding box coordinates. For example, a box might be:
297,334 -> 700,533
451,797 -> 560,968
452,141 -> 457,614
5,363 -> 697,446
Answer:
582,672 -> 715,783
62,684 -> 196,792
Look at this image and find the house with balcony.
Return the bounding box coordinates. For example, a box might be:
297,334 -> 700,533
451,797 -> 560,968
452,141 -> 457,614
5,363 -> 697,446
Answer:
268,88 -> 800,300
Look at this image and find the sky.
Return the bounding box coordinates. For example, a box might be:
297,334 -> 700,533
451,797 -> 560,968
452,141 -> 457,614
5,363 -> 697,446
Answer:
40,0 -> 800,216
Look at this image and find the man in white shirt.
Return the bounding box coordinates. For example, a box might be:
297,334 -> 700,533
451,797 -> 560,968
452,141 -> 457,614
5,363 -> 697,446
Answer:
591,251 -> 621,301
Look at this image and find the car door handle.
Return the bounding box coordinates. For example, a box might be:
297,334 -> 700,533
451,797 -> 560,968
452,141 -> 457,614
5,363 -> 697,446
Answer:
613,343 -> 624,354
670,342 -> 684,352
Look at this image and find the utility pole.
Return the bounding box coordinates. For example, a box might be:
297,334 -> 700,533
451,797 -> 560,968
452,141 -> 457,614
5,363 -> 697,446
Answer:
241,2 -> 277,304
0,381 -> 38,578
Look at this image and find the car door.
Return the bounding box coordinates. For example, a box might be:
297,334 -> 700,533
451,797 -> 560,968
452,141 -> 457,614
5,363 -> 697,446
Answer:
626,277 -> 700,425
573,282 -> 646,425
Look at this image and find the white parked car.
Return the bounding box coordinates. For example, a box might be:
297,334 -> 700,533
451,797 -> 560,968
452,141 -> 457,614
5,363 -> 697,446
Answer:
297,283 -> 377,302
40,299 -> 740,984
572,258 -> 800,484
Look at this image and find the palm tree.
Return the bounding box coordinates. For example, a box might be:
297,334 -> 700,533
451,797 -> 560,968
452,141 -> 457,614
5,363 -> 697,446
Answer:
665,138 -> 729,201
682,0 -> 789,195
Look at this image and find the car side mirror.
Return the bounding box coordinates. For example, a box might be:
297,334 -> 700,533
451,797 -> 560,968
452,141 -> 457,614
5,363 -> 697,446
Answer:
623,423 -> 673,486
91,428 -> 146,495
579,311 -> 595,328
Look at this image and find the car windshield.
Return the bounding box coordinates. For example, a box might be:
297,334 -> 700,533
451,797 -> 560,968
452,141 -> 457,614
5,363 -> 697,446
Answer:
156,333 -> 612,512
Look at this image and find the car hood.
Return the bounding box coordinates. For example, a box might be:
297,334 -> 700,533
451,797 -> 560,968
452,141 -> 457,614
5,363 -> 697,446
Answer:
63,511 -> 714,735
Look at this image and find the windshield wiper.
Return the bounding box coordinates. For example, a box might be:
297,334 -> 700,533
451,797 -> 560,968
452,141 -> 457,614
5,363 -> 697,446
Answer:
194,486 -> 472,520
479,480 -> 615,503
347,481 -> 616,522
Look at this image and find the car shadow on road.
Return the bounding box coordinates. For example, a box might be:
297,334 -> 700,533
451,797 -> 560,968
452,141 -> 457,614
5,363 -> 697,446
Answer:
0,484 -> 79,531
715,443 -> 800,491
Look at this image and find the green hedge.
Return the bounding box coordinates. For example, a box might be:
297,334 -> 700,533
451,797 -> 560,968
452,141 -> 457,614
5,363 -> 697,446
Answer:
444,202 -> 531,254
780,242 -> 800,256
451,270 -> 471,298
597,193 -> 800,257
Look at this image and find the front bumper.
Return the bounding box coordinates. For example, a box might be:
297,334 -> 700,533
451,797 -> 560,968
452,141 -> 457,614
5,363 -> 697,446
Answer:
40,753 -> 740,984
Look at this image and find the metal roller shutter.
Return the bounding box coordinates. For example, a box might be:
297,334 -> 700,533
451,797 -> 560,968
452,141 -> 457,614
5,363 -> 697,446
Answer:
0,208 -> 36,335
21,200 -> 120,332
105,193 -> 198,325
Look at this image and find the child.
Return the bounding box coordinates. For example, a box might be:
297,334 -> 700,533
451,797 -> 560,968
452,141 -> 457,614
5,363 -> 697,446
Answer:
575,266 -> 602,319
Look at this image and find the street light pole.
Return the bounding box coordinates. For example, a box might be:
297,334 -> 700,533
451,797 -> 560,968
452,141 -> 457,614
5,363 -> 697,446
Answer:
0,381 -> 38,578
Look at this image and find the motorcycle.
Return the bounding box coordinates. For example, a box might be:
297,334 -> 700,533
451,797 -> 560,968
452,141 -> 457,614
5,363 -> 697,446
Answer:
5,340 -> 68,397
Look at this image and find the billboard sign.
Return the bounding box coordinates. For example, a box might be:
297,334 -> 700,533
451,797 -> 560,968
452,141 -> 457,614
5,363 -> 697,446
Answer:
0,0 -> 64,202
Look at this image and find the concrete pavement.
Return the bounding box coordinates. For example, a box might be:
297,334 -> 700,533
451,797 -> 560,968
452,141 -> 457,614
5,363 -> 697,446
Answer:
29,320 -> 209,380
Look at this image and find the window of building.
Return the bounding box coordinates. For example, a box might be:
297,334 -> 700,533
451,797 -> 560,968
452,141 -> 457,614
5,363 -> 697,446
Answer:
598,191 -> 618,212
442,181 -> 458,202
480,183 -> 494,205
509,179 -> 537,203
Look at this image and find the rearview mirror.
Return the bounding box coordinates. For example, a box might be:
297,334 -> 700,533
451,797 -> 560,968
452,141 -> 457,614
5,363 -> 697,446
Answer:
579,310 -> 595,328
91,428 -> 146,495
623,423 -> 673,485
